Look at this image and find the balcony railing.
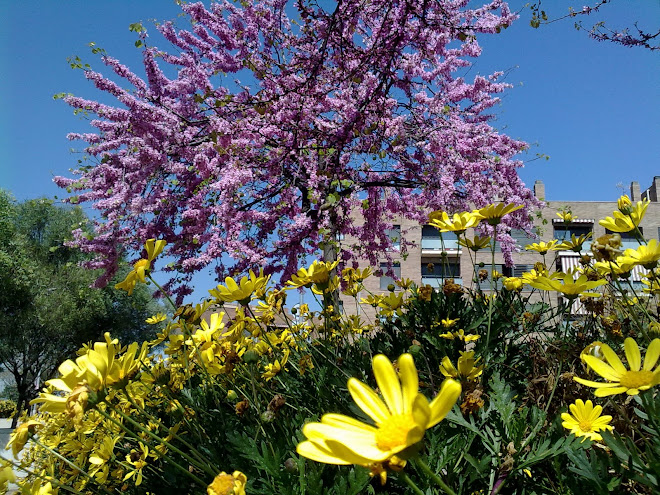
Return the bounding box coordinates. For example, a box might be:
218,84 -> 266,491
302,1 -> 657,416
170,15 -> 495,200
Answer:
421,238 -> 460,251
421,276 -> 463,288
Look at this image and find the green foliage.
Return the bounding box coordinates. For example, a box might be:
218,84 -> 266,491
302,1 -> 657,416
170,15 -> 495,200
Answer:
0,190 -> 163,421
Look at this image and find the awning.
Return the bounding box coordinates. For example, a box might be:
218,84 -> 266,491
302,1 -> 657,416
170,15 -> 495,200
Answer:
552,218 -> 595,224
560,255 -> 582,273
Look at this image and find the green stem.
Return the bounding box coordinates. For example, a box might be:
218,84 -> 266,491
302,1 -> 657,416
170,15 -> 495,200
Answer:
147,274 -> 177,311
28,436 -> 114,494
413,457 -> 457,495
96,406 -> 210,485
122,385 -> 214,472
397,470 -> 425,495
1,456 -> 85,494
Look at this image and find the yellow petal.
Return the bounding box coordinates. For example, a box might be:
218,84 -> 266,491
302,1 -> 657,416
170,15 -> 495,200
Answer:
373,354 -> 403,414
296,440 -> 352,465
624,338 -> 641,372
398,354 -> 418,414
594,386 -> 629,397
643,339 -> 660,371
347,378 -> 390,424
428,379 -> 461,428
573,376 -> 619,388
583,356 -> 622,382
320,414 -> 377,434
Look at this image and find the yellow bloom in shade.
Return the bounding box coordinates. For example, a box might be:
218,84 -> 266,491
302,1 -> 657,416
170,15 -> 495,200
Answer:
145,313 -> 168,324
561,399 -> 613,442
124,442 -> 149,486
439,328 -> 480,342
115,238 -> 167,294
6,420 -> 40,458
618,239 -> 660,270
297,354 -> 461,472
580,341 -> 606,374
207,470 -> 247,495
472,203 -> 523,225
440,352 -> 484,382
599,199 -> 649,233
428,211 -> 480,233
502,277 -> 523,291
458,235 -> 492,252
0,465 -> 15,492
525,240 -> 559,255
441,318 -> 459,329
210,269 -> 270,305
574,338 -> 660,396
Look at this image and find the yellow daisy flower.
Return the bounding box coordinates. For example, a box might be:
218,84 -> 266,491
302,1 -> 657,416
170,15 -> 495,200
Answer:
617,239 -> 660,270
145,313 -> 168,324
527,272 -> 606,300
502,277 -> 523,291
439,328 -> 480,342
472,203 -> 524,226
297,354 -> 461,469
592,259 -> 636,277
574,338 -> 660,396
6,420 -> 40,458
428,211 -> 480,233
115,239 -> 167,294
580,341 -> 606,374
599,199 -> 649,233
556,211 -> 574,222
210,269 -> 270,306
458,235 -> 492,252
440,351 -> 484,382
617,194 -> 632,213
287,260 -> 339,289
525,240 -> 559,255
440,318 -> 459,329
207,470 -> 247,495
556,233 -> 592,253
561,399 -> 613,442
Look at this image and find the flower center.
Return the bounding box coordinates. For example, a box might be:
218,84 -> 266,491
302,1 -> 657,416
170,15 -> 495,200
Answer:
375,414 -> 416,451
619,370 -> 654,390
133,259 -> 150,270
208,474 -> 235,495
578,419 -> 594,432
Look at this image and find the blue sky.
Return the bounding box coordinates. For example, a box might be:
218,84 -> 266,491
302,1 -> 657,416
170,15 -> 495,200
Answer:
0,0 -> 658,301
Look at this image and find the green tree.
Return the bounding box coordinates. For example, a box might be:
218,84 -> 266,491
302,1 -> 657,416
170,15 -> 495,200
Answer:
0,191 -> 163,426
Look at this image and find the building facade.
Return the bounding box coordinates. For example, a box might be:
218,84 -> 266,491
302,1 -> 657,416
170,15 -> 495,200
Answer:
340,177 -> 660,319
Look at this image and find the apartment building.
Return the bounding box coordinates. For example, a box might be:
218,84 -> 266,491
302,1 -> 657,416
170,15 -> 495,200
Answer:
341,177 -> 660,319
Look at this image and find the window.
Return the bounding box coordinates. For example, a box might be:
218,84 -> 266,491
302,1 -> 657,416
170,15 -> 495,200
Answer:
495,229 -> 538,252
421,226 -> 459,250
513,264 -> 534,291
510,229 -> 537,247
421,259 -> 461,287
385,225 -> 401,251
553,224 -> 592,240
379,262 -> 401,290
512,264 -> 534,278
476,264 -> 514,290
606,228 -> 643,251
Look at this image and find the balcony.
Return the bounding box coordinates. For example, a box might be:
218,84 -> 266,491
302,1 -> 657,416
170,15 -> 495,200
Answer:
421,237 -> 461,253
421,276 -> 463,288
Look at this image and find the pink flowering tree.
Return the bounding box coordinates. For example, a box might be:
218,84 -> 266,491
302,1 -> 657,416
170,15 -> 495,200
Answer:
56,0 -> 541,301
